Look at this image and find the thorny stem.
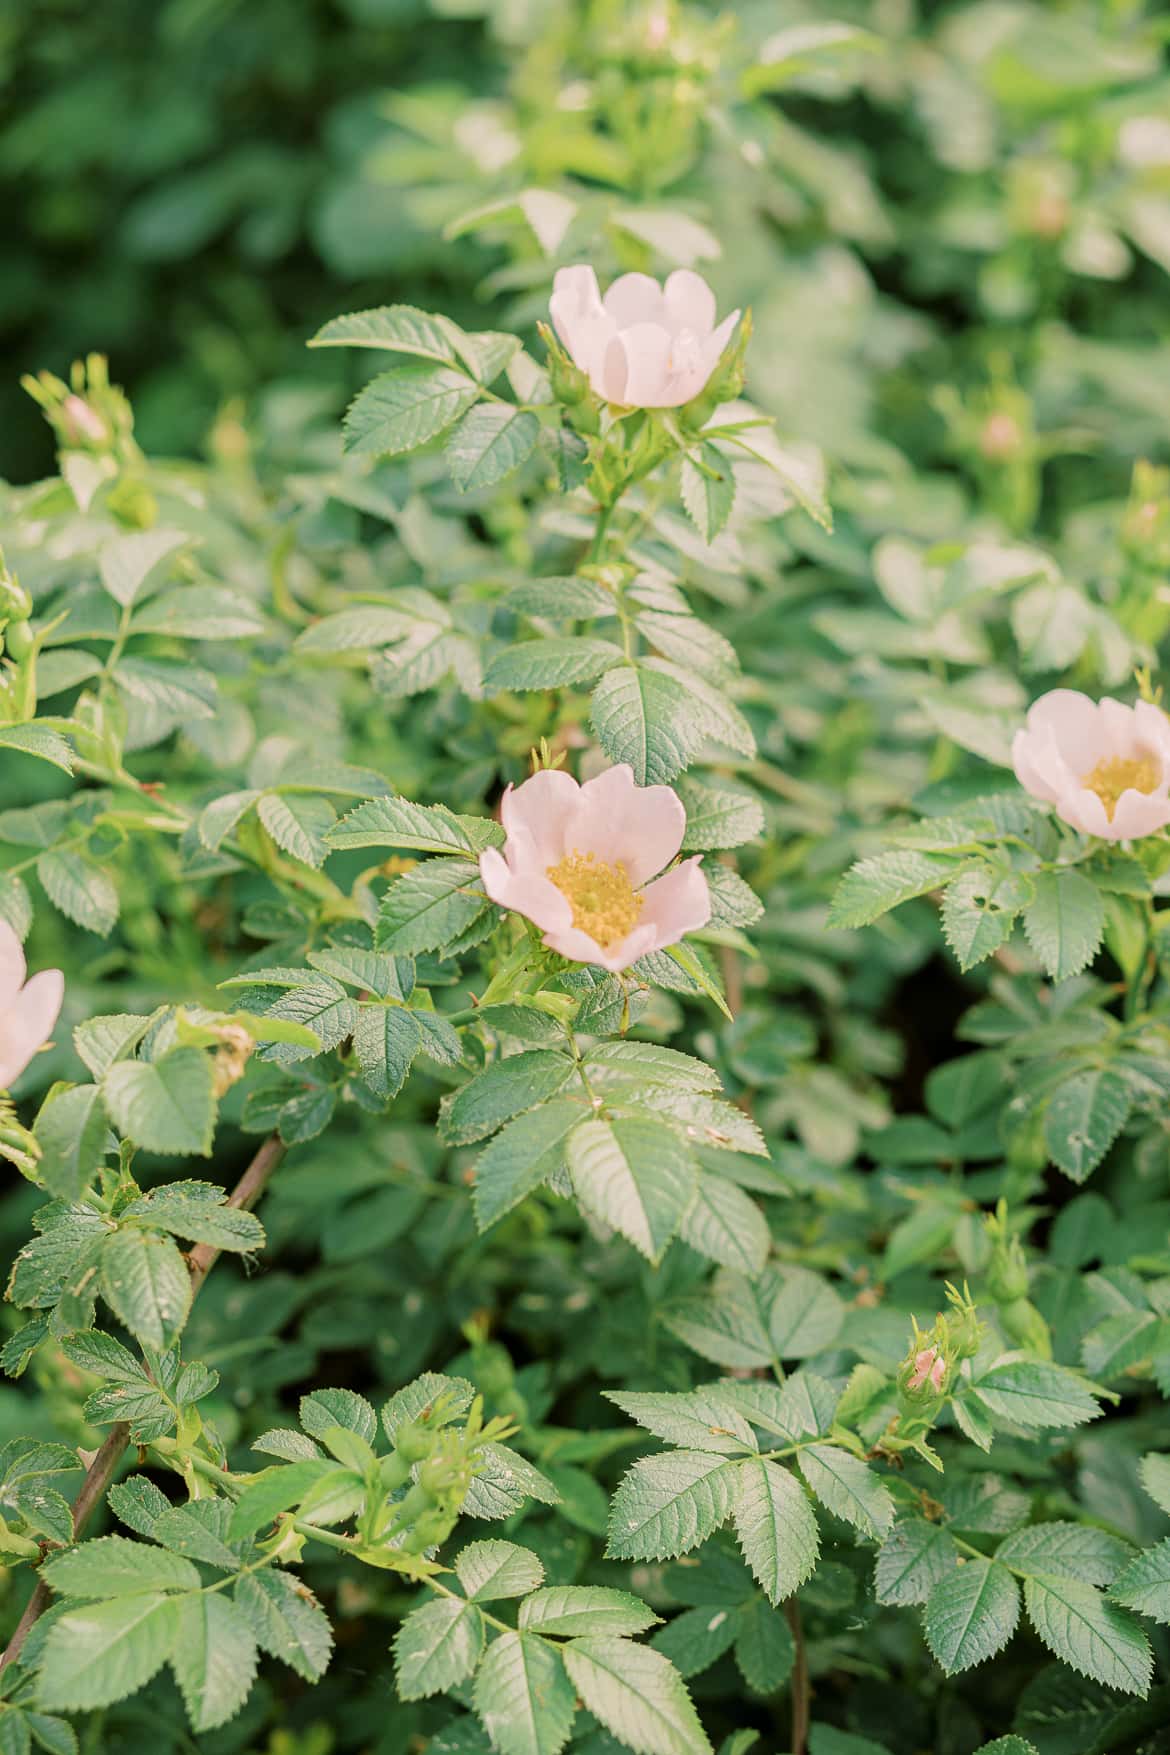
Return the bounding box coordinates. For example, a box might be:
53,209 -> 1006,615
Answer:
0,1130 -> 287,1671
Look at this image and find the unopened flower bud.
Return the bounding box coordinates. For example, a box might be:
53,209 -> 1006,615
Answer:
979,412 -> 1024,462
61,394 -> 108,447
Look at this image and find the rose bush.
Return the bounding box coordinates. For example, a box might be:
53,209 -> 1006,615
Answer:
2,6 -> 1170,1755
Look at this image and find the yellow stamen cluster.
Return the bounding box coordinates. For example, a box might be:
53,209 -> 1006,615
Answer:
546,850 -> 643,948
1081,753 -> 1160,820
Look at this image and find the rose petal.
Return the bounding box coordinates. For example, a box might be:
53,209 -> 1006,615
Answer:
613,323 -> 675,407
480,850 -> 574,932
603,272 -> 665,328
1024,690 -> 1105,772
542,919 -> 657,973
663,269 -> 717,337
1056,786 -> 1112,838
0,922 -> 26,1013
0,967 -> 63,1090
1012,726 -> 1065,804
499,769 -> 582,872
638,855 -> 712,947
701,308 -> 740,371
598,334 -> 631,403
1104,788 -> 1170,841
568,764 -> 686,886
550,265 -> 604,327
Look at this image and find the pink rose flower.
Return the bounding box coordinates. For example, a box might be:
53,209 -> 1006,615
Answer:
479,764 -> 711,972
0,922 -> 64,1090
549,266 -> 739,409
1012,689 -> 1170,841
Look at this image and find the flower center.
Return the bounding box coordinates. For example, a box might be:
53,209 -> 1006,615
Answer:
546,850 -> 643,948
1081,752 -> 1161,819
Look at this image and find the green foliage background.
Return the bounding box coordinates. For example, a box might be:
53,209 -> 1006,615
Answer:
4,3 -> 1170,1755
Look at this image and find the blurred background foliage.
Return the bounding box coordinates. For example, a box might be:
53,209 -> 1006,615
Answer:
6,0 -> 1169,493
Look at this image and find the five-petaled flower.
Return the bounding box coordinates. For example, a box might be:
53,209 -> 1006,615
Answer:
549,266 -> 739,409
1012,688 -> 1170,841
479,764 -> 711,972
0,922 -> 64,1090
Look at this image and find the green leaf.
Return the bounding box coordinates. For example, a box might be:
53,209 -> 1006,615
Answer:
924,1560 -> 1020,1675
1023,1574 -> 1151,1695
441,1052 -> 575,1147
98,528 -> 186,607
997,1523 -> 1133,1587
473,1631 -> 577,1755
651,1604 -> 738,1678
519,1587 -> 660,1639
941,865 -> 1033,971
796,1446 -> 894,1539
0,725 -> 74,774
228,1460 -> 339,1540
112,658 -> 216,725
376,858 -> 487,954
455,1541 -> 544,1603
583,1041 -> 721,1092
472,1098 -> 584,1229
483,639 -> 623,692
567,1116 -> 696,1263
37,849 -> 118,936
33,1085 -> 108,1201
234,1569 -> 333,1681
733,1597 -> 794,1695
353,1005 -> 422,1100
171,1592 -> 258,1732
38,1594 -> 181,1710
828,851 -> 959,929
733,1458 -> 819,1602
97,1228 -> 192,1349
605,1388 -> 758,1457
1044,1069 -> 1132,1182
257,792 -> 336,868
606,1452 -> 737,1562
973,1360 -> 1102,1430
1023,870 -> 1105,981
447,405 -> 540,492
874,1518 -> 959,1606
343,365 -> 480,457
394,1597 -> 485,1701
1139,1453 -> 1170,1515
661,1274 -> 774,1371
462,1444 -> 562,1521
309,304 -> 466,363
131,584 -> 264,640
42,1534 -> 199,1597
679,1175 -> 769,1276
675,778 -> 764,853
560,1637 -> 712,1755
120,1188 -> 264,1252
1109,1539 -> 1170,1625
328,796 -> 501,856
104,1048 -> 216,1156
591,663 -> 704,786
680,443 -> 736,544
768,1267 -> 844,1359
